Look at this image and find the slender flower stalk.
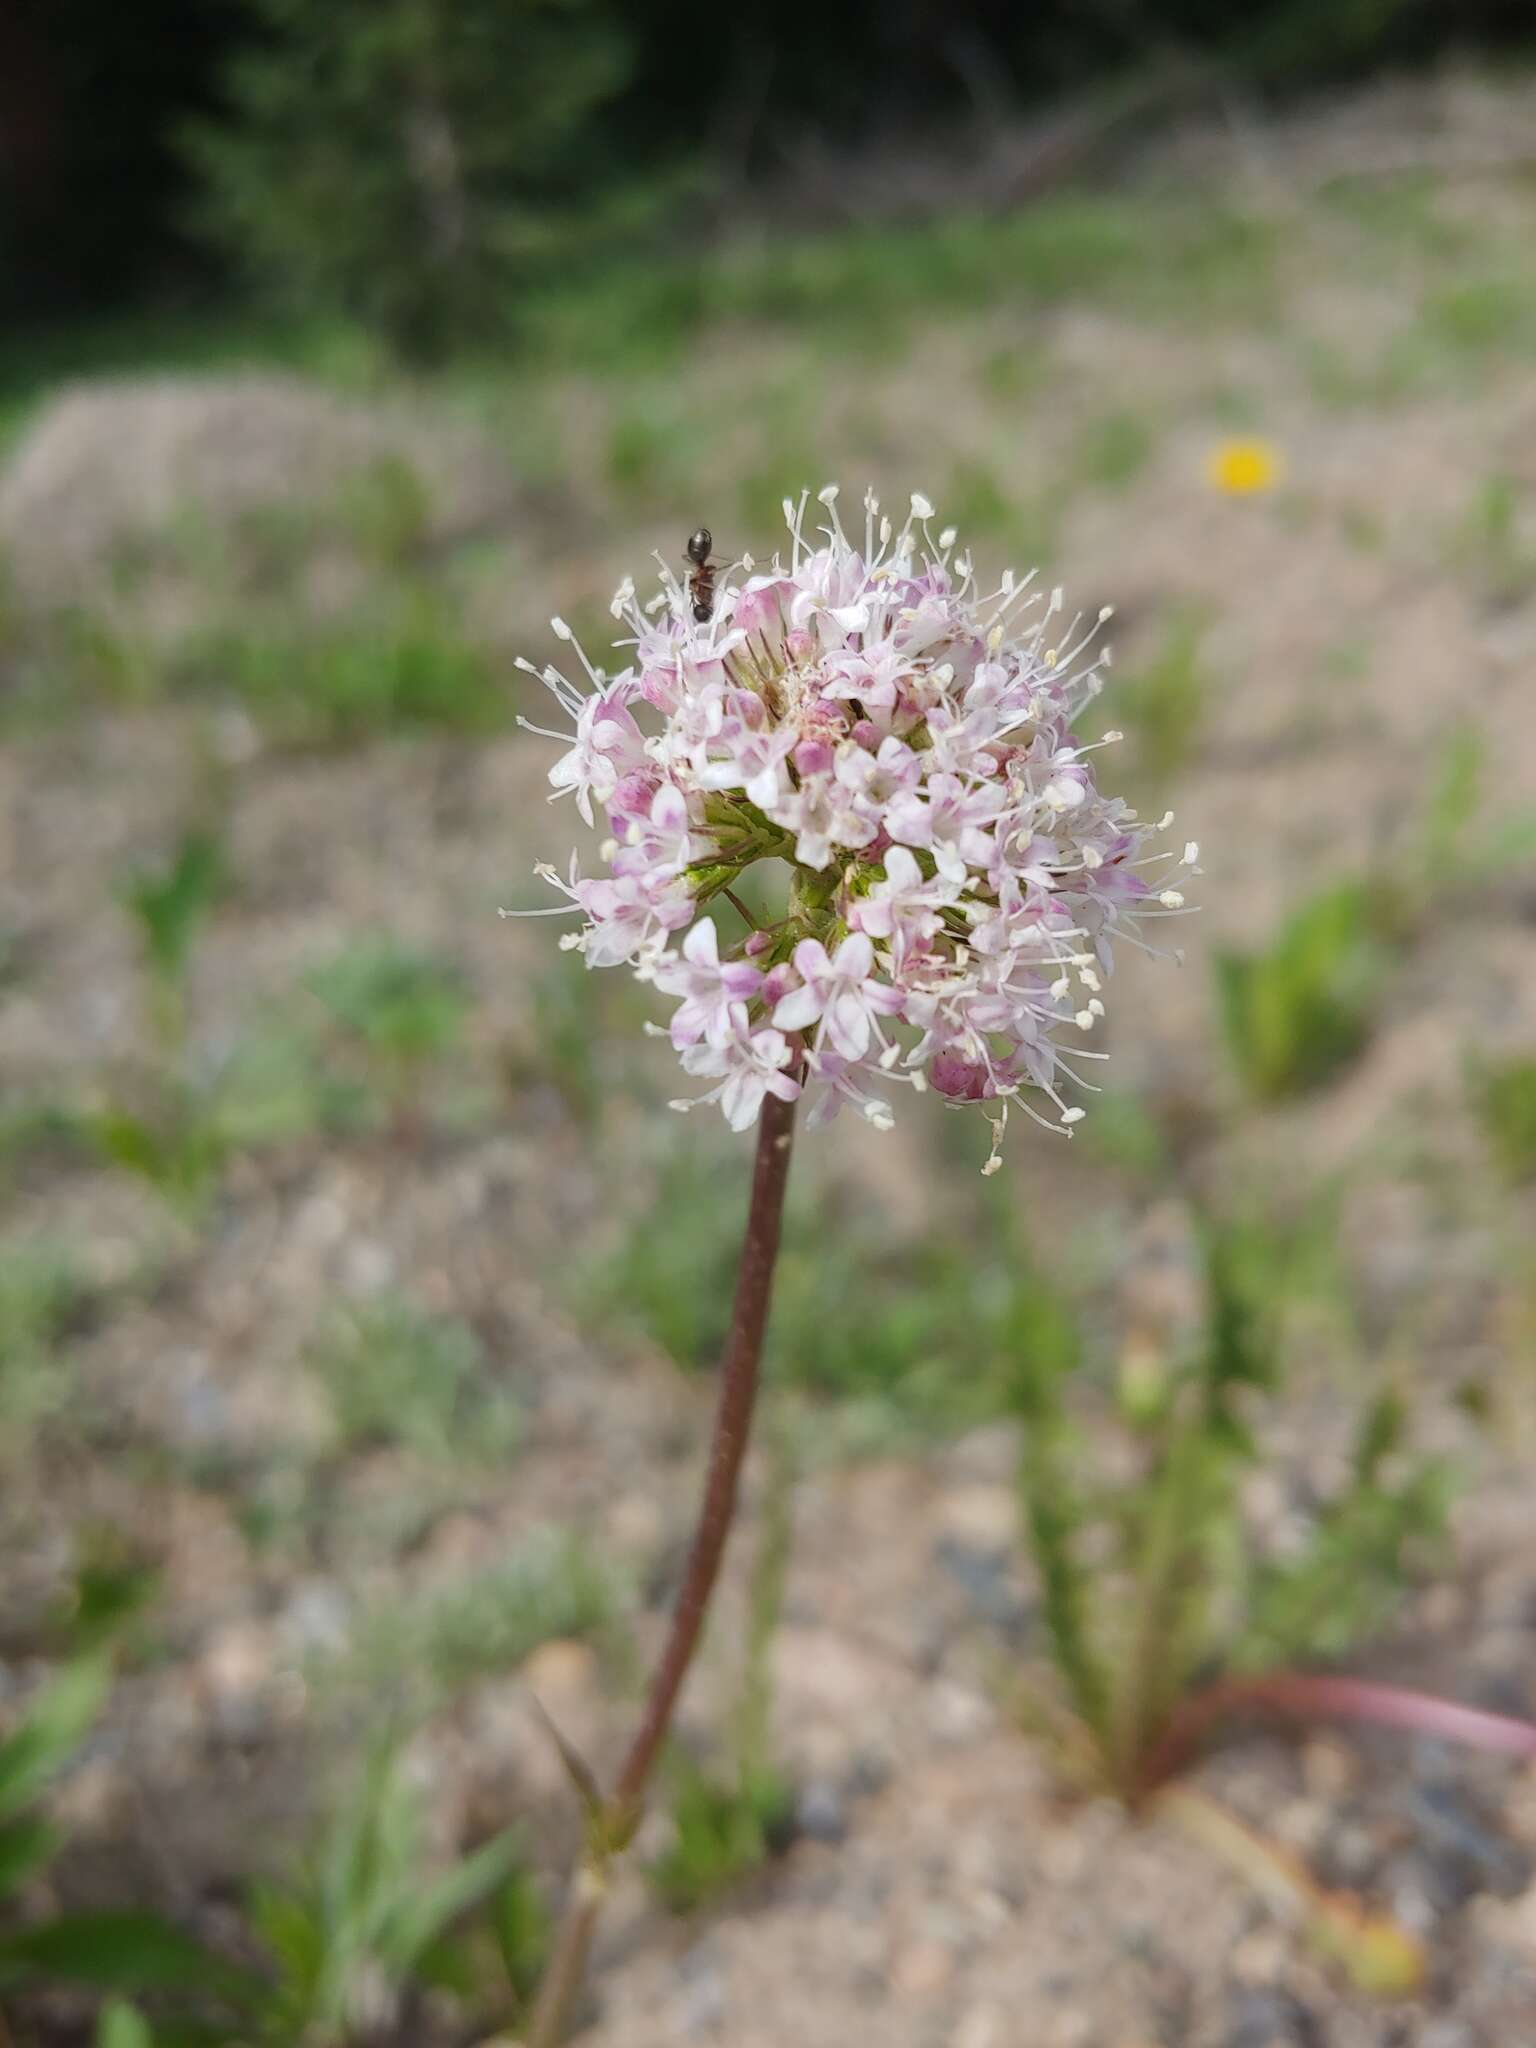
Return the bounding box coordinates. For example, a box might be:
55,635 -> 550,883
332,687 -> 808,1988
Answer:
1138,1669 -> 1536,1799
524,1072 -> 801,2048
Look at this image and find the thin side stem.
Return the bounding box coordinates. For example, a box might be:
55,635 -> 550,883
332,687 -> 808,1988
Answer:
1152,1782 -> 1425,1997
525,1075 -> 801,2047
721,885 -> 760,932
1139,1669 -> 1536,1799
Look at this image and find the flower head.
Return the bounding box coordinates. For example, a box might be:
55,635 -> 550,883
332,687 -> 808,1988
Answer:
513,487 -> 1198,1162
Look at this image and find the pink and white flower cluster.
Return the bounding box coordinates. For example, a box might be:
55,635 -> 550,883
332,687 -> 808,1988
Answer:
515,488 -> 1197,1166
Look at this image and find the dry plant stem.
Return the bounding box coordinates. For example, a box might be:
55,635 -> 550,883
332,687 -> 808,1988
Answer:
525,1076 -> 801,2048
1152,1782 -> 1425,1996
1140,1670 -> 1536,1797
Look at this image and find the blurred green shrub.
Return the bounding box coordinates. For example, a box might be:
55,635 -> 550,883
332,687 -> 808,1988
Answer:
1012,1214 -> 1451,1798
1215,879 -> 1399,1101
88,1014 -> 371,1221
118,827 -> 227,1049
85,823 -> 235,1218
650,1754 -> 793,1915
307,1294 -> 522,1464
1469,1055 -> 1536,1185
1075,408 -> 1154,491
0,1097 -> 93,1191
331,1533 -> 619,1713
592,1147 -> 1042,1436
169,595 -> 500,747
0,1246 -> 89,1464
0,1602 -> 546,2038
1448,474 -> 1536,609
1112,611 -> 1209,785
1421,277 -> 1536,360
87,1089 -> 230,1223
0,1602 -> 259,2024
210,1019 -> 371,1152
0,1656 -> 112,1927
336,455 -> 434,568
245,1742 -> 540,2043
506,947 -> 653,1130
1218,734 -> 1536,1105
185,0 -> 636,360
307,936 -> 470,1137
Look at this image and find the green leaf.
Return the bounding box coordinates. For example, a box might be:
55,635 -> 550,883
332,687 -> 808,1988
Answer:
0,1911 -> 263,2006
490,1866 -> 551,2005
0,1654 -> 111,1822
246,1875 -> 322,1981
388,1828 -> 530,1973
120,830 -> 226,989
89,1108 -> 166,1180
64,1552 -> 161,1655
1421,727 -> 1482,877
1015,1392 -> 1114,1744
97,2001 -> 156,2048
647,1754 -> 793,1914
0,1813 -> 60,1899
306,940 -> 469,1064
1353,1389 -> 1406,1483
1216,879 -> 1395,1100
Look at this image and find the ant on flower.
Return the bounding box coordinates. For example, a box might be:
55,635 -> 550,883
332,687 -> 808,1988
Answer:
685,526 -> 720,622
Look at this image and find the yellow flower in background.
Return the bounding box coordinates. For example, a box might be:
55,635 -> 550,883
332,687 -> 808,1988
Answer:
1207,437 -> 1282,496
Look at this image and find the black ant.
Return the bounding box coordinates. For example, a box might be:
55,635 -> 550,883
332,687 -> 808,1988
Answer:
685,526 -> 720,622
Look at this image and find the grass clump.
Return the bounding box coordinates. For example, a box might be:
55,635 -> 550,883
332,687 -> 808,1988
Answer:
1420,276 -> 1536,361
332,1533 -> 620,1713
169,595 -> 500,746
1219,736 -> 1536,1107
0,1247 -> 90,1463
118,827 -> 227,1050
1075,409 -> 1153,492
307,936 -> 471,1137
1011,1214 -> 1451,1800
307,1295 -> 522,1465
1112,611 -> 1210,786
245,1744 -> 543,2045
506,949 -> 652,1129
1469,1056 -> 1536,1185
1215,879 -> 1399,1102
334,455 -> 434,568
1447,474 -> 1536,609
592,1143 -> 1063,1440
516,192 -> 1276,375
0,1588 -> 258,2024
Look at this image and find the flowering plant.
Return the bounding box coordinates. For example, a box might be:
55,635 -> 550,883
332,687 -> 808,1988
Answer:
513,490 -> 1199,2044
519,486 -> 1195,1166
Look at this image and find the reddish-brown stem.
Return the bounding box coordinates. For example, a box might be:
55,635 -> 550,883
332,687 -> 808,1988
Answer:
525,1074 -> 801,2047
611,1079 -> 799,1814
1139,1669 -> 1536,1799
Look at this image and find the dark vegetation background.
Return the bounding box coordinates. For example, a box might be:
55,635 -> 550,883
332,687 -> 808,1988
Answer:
3,0 -> 1533,328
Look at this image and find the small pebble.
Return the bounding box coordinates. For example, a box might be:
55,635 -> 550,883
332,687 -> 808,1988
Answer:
1223,1985 -> 1322,2048
796,1780 -> 848,1844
